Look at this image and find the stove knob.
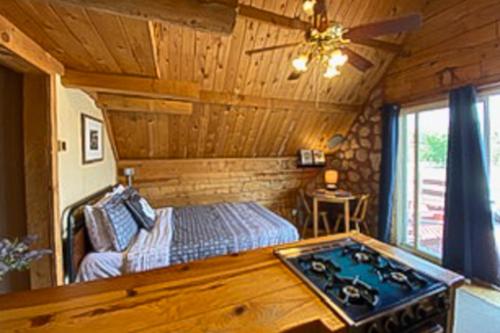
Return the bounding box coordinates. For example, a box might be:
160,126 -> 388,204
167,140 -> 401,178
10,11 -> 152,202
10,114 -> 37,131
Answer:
400,309 -> 414,327
415,303 -> 433,319
437,293 -> 450,310
367,323 -> 381,333
384,316 -> 398,333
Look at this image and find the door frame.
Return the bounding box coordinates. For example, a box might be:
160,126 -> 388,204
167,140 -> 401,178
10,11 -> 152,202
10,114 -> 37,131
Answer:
0,14 -> 65,287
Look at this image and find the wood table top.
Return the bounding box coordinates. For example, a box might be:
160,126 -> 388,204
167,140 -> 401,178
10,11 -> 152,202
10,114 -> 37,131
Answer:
307,189 -> 357,201
0,233 -> 464,333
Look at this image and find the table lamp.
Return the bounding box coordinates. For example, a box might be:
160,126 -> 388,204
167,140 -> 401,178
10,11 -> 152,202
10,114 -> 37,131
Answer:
123,167 -> 135,187
324,170 -> 339,191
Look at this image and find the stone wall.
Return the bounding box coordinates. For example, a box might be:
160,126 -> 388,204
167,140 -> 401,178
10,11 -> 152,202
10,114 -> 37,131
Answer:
327,87 -> 383,236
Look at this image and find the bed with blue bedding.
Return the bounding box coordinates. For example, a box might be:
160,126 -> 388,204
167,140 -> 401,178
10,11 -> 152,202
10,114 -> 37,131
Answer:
170,202 -> 299,264
76,202 -> 299,282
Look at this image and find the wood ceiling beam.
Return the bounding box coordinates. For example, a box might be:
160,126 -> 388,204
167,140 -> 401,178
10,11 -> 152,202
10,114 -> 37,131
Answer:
199,91 -> 360,114
44,0 -> 238,34
238,4 -> 310,31
63,71 -> 359,114
97,93 -> 193,116
0,14 -> 64,74
98,92 -> 358,115
62,70 -> 200,101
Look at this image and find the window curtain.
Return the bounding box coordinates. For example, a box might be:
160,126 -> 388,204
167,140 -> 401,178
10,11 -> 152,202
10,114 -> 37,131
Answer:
443,85 -> 500,286
378,104 -> 400,242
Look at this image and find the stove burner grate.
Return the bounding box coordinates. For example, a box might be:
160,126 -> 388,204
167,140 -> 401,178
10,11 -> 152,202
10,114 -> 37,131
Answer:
342,244 -> 384,266
298,254 -> 341,277
325,274 -> 380,308
376,261 -> 428,290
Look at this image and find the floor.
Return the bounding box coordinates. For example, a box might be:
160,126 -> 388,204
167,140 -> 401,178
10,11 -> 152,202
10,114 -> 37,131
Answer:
454,284 -> 500,333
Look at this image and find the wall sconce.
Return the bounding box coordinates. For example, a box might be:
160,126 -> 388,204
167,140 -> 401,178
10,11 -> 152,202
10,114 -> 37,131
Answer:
123,167 -> 135,187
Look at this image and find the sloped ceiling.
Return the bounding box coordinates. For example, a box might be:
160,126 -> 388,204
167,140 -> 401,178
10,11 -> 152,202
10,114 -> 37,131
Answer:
384,0 -> 500,104
1,0 -> 427,159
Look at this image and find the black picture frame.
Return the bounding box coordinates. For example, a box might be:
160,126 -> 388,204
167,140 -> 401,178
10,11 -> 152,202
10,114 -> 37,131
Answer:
81,114 -> 104,164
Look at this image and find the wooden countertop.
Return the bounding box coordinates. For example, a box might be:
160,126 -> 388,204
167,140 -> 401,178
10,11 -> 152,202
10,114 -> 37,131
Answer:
0,233 -> 464,333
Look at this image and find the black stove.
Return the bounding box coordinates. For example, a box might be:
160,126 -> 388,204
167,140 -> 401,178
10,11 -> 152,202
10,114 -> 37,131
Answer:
275,239 -> 450,333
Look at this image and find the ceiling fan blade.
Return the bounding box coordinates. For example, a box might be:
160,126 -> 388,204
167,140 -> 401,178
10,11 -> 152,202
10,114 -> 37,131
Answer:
345,13 -> 422,40
288,71 -> 303,81
239,4 -> 311,31
349,38 -> 403,53
245,42 -> 302,56
343,48 -> 374,72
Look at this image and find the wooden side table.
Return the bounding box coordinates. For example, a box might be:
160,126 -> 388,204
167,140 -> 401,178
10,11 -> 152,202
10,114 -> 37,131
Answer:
310,190 -> 356,238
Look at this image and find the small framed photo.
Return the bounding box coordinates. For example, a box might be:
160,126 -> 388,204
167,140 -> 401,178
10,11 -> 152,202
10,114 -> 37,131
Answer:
81,114 -> 104,164
313,150 -> 326,166
299,149 -> 314,166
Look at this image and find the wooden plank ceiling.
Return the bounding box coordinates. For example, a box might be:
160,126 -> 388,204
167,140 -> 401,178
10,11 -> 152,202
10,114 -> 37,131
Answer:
1,0 -> 426,159
384,0 -> 500,104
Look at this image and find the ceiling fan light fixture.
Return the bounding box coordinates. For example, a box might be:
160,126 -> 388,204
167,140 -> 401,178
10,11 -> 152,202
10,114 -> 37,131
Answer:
324,66 -> 340,79
302,0 -> 316,16
328,50 -> 348,67
292,55 -> 309,72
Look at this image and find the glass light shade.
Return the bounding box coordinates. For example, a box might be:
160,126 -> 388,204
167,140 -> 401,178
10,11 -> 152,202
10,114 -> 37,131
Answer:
328,50 -> 348,67
324,66 -> 340,78
292,55 -> 309,72
302,0 -> 316,16
324,170 -> 339,185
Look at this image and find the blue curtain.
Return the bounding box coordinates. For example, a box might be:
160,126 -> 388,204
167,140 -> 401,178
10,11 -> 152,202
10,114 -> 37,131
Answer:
443,85 -> 499,286
378,104 -> 400,242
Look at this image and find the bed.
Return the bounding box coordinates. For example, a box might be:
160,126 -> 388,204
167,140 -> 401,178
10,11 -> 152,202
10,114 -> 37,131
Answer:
63,187 -> 299,283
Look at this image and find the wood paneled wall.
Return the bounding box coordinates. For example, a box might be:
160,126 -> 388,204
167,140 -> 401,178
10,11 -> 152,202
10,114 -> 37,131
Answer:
109,104 -> 358,159
384,0 -> 500,104
118,158 -> 320,220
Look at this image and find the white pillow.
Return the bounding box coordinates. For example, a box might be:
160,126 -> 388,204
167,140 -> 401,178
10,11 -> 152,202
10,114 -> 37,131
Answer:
83,190 -> 119,252
139,197 -> 156,221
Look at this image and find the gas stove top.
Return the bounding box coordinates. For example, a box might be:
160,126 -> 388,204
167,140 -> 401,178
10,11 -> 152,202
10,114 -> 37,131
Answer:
275,238 -> 450,333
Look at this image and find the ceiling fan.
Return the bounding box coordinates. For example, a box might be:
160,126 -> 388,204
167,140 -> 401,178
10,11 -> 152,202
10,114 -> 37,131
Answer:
244,0 -> 422,80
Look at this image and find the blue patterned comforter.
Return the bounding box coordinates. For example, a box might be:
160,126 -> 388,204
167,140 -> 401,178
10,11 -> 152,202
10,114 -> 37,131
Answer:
170,202 -> 299,264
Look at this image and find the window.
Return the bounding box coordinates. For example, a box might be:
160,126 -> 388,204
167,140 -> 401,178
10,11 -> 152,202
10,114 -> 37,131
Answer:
397,108 -> 449,260
396,95 -> 497,260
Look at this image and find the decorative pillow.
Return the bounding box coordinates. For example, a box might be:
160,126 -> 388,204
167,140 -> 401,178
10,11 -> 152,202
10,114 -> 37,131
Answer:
102,196 -> 139,252
124,193 -> 156,231
83,192 -> 117,252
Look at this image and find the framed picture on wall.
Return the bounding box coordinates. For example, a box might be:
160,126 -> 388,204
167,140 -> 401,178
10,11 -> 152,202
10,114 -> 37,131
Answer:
81,114 -> 104,164
313,150 -> 326,166
298,149 -> 314,166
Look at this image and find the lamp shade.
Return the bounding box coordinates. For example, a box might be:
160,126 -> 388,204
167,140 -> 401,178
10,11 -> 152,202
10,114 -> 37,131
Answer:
324,170 -> 339,185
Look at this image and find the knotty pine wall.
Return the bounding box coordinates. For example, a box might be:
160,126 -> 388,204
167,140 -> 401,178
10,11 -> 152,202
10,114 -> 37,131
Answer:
118,157 -> 321,221
384,0 -> 500,104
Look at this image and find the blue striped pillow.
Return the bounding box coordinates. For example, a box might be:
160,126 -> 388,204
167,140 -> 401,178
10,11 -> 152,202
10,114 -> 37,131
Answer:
103,196 -> 138,251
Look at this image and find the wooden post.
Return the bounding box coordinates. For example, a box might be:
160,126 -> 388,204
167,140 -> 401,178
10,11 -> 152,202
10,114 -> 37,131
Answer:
23,74 -> 61,287
313,197 -> 319,238
344,201 -> 351,234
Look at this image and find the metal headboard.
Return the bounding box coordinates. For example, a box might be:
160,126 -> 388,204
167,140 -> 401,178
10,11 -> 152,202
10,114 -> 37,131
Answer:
62,185 -> 115,283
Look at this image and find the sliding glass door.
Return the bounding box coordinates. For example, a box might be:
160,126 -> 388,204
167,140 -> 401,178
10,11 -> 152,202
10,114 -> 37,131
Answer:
397,98 -> 494,260
397,108 -> 449,260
